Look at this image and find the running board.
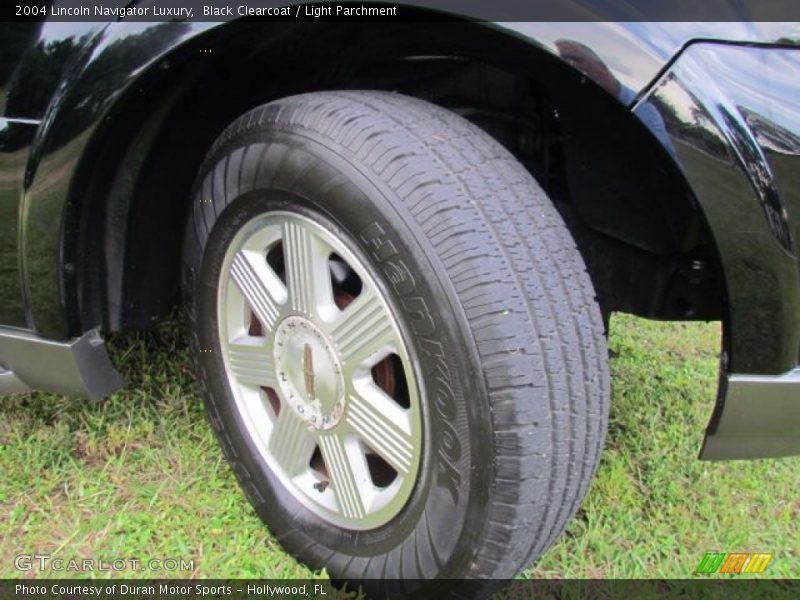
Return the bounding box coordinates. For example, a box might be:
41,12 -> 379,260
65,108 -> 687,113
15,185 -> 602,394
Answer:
0,327 -> 124,400
700,368 -> 800,460
0,368 -> 31,394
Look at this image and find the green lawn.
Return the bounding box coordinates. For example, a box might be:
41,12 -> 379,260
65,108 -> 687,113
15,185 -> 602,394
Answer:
1,315 -> 797,581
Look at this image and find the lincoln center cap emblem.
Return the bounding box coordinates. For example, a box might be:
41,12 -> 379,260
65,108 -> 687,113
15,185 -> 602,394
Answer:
303,343 -> 315,400
273,316 -> 345,431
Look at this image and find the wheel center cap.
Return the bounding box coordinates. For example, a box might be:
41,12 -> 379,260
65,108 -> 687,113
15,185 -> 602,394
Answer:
274,316 -> 345,431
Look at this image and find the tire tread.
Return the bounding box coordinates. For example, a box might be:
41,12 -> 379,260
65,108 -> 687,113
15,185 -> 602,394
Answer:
185,90 -> 609,583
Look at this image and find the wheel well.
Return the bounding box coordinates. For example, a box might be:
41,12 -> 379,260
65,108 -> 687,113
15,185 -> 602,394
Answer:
73,20 -> 725,333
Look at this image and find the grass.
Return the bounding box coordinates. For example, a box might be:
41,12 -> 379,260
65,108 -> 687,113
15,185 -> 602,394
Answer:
0,315 -> 797,582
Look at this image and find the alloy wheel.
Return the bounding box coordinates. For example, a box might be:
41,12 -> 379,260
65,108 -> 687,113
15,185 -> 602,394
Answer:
217,211 -> 422,530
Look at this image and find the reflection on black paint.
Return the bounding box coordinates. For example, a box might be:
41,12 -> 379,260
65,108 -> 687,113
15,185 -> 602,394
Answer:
643,44 -> 800,373
5,35 -> 86,119
0,120 -> 36,327
555,39 -> 675,155
50,23 -> 191,147
646,75 -> 730,160
23,23 -> 192,336
0,23 -> 41,115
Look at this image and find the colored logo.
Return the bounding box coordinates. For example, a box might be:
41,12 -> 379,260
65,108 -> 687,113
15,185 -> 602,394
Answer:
696,552 -> 772,574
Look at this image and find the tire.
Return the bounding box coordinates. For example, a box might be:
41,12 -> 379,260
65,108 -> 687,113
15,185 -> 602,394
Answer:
182,91 -> 609,594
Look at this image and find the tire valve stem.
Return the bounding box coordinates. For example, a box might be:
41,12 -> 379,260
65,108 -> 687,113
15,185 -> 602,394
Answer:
313,481 -> 329,493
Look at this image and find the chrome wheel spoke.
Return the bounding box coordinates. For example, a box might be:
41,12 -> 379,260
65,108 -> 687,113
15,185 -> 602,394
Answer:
269,409 -> 315,476
282,221 -> 334,317
347,387 -> 413,475
328,290 -> 396,367
228,337 -> 277,388
318,433 -> 367,519
230,250 -> 282,331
